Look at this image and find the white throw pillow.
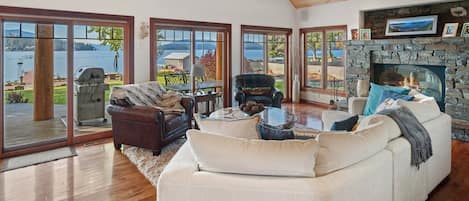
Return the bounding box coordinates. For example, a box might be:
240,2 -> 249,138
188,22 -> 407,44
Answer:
396,99 -> 441,123
357,114 -> 401,141
315,121 -> 388,176
408,89 -> 434,103
187,129 -> 320,177
374,97 -> 440,123
194,113 -> 260,139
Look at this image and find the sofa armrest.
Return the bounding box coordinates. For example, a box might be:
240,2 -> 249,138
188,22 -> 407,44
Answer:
107,105 -> 163,123
234,91 -> 247,106
348,97 -> 368,115
272,90 -> 284,108
181,96 -> 194,114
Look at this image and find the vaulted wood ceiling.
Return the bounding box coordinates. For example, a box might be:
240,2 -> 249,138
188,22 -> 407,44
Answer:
290,0 -> 348,8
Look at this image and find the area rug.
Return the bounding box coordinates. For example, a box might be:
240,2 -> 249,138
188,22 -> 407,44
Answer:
0,147 -> 77,172
122,139 -> 185,187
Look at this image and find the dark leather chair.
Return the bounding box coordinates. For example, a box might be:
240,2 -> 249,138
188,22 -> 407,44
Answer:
107,97 -> 194,156
234,74 -> 283,108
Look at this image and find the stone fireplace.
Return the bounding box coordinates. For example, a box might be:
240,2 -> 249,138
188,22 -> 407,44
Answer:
345,37 -> 469,141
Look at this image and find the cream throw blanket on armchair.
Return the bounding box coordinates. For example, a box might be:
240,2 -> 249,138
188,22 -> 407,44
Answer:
110,82 -> 185,114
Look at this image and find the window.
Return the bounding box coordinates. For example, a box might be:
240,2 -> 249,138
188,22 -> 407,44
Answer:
301,26 -> 346,93
0,6 -> 133,158
150,18 -> 231,107
241,25 -> 291,99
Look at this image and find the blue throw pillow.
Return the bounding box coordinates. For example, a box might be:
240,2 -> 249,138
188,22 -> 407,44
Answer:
378,90 -> 414,104
363,83 -> 410,116
330,115 -> 359,131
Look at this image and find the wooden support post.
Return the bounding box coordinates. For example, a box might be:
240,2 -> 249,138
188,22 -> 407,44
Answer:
215,32 -> 223,81
33,24 -> 54,121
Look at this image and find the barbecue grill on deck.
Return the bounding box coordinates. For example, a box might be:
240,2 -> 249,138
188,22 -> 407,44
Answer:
74,67 -> 109,126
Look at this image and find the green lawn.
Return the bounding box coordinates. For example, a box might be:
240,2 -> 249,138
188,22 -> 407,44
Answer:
275,80 -> 285,94
5,80 -> 123,105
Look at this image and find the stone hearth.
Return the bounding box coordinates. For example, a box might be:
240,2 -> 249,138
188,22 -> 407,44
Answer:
345,37 -> 469,141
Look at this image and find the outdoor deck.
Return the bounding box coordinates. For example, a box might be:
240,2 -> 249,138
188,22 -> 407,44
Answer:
4,103 -> 111,149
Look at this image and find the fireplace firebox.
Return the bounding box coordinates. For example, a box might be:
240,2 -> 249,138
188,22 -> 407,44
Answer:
372,64 -> 446,111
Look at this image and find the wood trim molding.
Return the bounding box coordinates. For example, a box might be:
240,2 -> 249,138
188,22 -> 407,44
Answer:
299,99 -> 331,109
149,18 -> 232,107
0,6 -> 133,21
241,25 -> 293,34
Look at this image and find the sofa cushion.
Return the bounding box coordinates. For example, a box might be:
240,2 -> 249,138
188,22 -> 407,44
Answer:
315,121 -> 388,176
194,114 -> 260,139
187,129 -> 320,177
358,114 -> 401,141
242,87 -> 272,96
396,99 -> 441,123
363,83 -> 410,116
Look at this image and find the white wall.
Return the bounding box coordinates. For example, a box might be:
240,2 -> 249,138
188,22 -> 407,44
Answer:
296,0 -> 454,103
0,0 -> 297,88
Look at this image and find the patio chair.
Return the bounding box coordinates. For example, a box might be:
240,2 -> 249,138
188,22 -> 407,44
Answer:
164,72 -> 188,86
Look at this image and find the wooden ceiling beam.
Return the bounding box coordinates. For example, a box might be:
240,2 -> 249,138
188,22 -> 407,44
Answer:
290,0 -> 348,8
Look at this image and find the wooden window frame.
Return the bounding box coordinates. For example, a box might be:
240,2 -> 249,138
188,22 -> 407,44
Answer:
149,18 -> 232,107
300,25 -> 347,97
240,25 -> 292,102
0,6 -> 134,158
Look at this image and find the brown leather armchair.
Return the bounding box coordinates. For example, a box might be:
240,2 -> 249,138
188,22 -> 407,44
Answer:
107,97 -> 194,155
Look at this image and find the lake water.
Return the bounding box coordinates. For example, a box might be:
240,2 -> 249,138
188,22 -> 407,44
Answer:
4,49 -> 344,82
4,50 -> 124,82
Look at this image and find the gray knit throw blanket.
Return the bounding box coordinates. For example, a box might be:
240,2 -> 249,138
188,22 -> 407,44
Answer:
110,82 -> 185,114
378,106 -> 433,167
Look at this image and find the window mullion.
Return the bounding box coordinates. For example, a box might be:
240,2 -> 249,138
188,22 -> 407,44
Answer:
264,33 -> 268,74
322,30 -> 327,90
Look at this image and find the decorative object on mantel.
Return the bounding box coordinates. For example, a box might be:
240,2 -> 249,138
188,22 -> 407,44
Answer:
442,23 -> 459,37
451,6 -> 468,17
385,15 -> 438,36
359,28 -> 371,40
461,23 -> 469,37
351,28 -> 358,40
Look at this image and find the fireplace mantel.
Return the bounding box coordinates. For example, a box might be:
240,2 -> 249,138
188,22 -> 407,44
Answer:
345,37 -> 469,141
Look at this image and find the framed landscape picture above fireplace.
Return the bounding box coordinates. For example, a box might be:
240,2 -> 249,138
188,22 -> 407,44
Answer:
385,15 -> 438,36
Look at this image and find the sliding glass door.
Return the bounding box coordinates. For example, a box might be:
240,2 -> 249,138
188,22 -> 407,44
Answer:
2,21 -> 69,151
0,7 -> 134,158
73,24 -> 125,136
150,18 -> 231,107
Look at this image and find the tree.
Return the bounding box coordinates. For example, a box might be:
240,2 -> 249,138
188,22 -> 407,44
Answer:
267,35 -> 285,58
199,50 -> 216,80
88,26 -> 123,72
306,32 -> 322,63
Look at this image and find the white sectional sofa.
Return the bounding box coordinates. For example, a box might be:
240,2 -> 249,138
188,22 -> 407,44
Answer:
157,97 -> 451,201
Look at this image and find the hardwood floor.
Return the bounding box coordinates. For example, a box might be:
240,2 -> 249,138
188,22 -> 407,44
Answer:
0,138 -> 156,201
0,103 -> 467,201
